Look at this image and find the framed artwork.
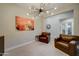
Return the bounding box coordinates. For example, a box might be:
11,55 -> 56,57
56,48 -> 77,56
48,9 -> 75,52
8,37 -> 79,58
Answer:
16,16 -> 34,31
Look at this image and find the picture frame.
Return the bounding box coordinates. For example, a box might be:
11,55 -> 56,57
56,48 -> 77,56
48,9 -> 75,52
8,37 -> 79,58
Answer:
16,16 -> 34,31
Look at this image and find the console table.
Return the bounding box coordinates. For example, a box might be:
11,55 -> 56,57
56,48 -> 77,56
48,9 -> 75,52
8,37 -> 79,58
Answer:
0,36 -> 4,56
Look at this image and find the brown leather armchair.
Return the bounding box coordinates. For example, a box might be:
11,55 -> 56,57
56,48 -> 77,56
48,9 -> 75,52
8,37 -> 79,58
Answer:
36,32 -> 50,43
54,34 -> 79,56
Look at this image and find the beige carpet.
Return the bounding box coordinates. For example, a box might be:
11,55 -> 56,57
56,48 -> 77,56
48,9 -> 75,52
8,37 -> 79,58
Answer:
4,40 -> 68,56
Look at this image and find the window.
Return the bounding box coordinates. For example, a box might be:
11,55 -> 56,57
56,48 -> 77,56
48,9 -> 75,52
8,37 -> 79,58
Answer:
61,18 -> 73,35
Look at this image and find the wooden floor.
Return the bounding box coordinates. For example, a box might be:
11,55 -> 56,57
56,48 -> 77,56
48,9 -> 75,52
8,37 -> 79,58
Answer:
4,40 -> 68,56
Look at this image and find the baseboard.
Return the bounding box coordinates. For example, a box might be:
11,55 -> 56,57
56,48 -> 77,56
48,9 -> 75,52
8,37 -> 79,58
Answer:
5,40 -> 35,52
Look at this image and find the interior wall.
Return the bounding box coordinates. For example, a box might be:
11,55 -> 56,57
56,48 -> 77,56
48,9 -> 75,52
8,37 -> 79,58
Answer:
74,6 -> 79,35
0,6 -> 4,36
0,4 -> 42,51
44,11 -> 73,39
44,4 -> 79,39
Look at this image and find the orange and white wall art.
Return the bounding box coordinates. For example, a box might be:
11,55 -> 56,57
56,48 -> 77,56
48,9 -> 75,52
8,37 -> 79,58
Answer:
16,16 -> 34,31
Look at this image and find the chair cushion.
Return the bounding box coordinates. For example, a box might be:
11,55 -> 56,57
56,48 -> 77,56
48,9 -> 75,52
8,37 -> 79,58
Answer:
42,32 -> 48,36
39,37 -> 47,39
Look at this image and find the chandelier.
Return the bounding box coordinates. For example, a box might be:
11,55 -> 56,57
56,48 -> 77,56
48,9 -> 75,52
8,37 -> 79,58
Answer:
26,3 -> 57,17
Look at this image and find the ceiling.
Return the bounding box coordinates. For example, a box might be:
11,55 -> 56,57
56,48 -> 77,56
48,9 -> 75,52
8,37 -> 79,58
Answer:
16,3 -> 78,9
16,3 -> 79,17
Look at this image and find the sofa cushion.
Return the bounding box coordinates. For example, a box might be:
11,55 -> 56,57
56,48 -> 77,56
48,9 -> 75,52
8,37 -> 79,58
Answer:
61,35 -> 75,42
57,42 -> 68,47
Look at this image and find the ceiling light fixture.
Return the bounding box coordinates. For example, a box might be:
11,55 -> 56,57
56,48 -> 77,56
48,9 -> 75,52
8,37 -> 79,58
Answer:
54,7 -> 57,10
51,13 -> 54,15
26,3 -> 56,17
39,8 -> 43,13
29,7 -> 31,9
26,13 -> 29,15
46,11 -> 49,14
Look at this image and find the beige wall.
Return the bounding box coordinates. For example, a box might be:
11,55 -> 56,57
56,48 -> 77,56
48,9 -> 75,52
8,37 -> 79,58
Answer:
0,4 -> 42,51
74,6 -> 79,35
0,6 -> 4,36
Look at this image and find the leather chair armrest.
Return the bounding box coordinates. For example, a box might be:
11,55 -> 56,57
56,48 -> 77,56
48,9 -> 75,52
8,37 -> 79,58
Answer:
68,41 -> 77,56
54,38 -> 60,43
35,35 -> 41,41
69,41 -> 76,46
55,38 -> 60,41
54,38 -> 58,41
54,38 -> 60,47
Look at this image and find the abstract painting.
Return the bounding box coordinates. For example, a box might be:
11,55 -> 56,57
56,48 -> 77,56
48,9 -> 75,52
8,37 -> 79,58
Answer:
16,16 -> 34,31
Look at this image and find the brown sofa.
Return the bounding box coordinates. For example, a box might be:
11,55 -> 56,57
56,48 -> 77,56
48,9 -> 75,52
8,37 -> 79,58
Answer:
54,34 -> 79,56
36,32 -> 50,43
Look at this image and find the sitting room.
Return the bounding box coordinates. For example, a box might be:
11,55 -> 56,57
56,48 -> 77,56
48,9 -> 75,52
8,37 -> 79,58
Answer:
0,3 -> 79,56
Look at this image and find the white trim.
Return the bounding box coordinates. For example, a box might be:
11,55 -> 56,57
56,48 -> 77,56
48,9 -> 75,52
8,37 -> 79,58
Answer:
5,40 -> 35,52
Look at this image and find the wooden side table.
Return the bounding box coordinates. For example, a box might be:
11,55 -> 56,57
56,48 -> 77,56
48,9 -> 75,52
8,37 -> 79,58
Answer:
35,35 -> 39,41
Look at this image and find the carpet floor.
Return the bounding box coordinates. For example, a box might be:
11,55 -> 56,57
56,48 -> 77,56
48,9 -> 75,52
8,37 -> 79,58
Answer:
4,40 -> 68,56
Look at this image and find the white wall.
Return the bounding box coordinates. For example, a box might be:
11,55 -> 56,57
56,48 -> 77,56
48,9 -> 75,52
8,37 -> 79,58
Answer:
0,4 -> 42,51
45,11 -> 73,39
45,16 -> 61,39
44,4 -> 79,39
